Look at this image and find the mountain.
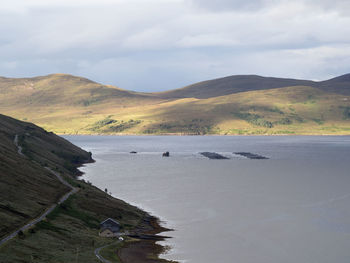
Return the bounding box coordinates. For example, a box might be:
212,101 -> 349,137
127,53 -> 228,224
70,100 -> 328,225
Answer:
318,73 -> 350,95
0,73 -> 156,107
0,114 -> 165,262
154,73 -> 350,99
0,73 -> 349,135
154,75 -> 316,99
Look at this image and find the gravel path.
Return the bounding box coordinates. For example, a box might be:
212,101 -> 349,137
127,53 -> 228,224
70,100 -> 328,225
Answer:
95,242 -> 120,263
0,136 -> 78,246
13,134 -> 24,156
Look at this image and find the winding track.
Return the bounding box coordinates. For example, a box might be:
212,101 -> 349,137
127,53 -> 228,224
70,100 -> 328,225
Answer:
94,244 -> 113,263
0,135 -> 79,246
94,240 -> 122,263
13,134 -> 24,156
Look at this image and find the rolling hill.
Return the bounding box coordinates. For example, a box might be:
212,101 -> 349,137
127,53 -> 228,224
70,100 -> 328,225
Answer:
154,75 -> 316,99
0,73 -> 157,107
317,73 -> 350,95
0,73 -> 349,135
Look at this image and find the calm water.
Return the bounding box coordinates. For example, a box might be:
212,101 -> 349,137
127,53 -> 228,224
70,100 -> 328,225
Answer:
65,136 -> 350,263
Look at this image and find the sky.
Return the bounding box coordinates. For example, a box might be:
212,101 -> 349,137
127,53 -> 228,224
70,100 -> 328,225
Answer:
1,0 -> 350,92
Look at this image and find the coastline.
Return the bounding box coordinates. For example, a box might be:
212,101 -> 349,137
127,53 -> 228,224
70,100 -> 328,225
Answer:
61,133 -> 350,136
117,216 -> 176,263
94,208 -> 176,263
71,133 -> 350,261
77,160 -> 176,263
70,134 -> 350,263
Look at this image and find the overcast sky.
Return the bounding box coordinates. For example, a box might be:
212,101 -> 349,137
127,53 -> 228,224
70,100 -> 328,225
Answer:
1,0 -> 350,91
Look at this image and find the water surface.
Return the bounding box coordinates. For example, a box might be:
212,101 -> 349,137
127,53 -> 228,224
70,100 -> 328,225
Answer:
65,136 -> 350,263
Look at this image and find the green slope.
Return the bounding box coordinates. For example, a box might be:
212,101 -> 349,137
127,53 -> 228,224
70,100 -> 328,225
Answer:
0,73 -> 349,135
0,114 -> 161,262
131,86 -> 350,135
0,73 -> 156,107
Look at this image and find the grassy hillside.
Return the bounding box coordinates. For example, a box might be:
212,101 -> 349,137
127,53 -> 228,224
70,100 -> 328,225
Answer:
318,74 -> 350,95
154,73 -> 350,99
0,114 -> 167,263
0,74 -> 156,106
154,75 -> 316,99
90,86 -> 349,135
0,73 -> 349,135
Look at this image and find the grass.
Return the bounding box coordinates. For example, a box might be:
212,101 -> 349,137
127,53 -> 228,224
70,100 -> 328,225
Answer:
233,112 -> 274,128
0,74 -> 349,135
35,221 -> 68,233
341,106 -> 350,119
88,116 -> 118,131
0,114 -> 151,262
100,240 -> 125,263
46,195 -> 100,229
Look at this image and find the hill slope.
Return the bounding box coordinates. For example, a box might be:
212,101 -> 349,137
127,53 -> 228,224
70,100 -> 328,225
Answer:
102,85 -> 350,135
0,73 -> 349,135
154,73 -> 350,99
0,73 -> 157,107
0,114 -> 167,262
154,75 -> 316,99
318,73 -> 350,95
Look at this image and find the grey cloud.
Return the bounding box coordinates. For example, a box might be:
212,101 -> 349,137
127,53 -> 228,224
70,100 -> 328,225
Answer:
305,0 -> 350,16
0,0 -> 349,91
189,0 -> 269,12
190,0 -> 350,15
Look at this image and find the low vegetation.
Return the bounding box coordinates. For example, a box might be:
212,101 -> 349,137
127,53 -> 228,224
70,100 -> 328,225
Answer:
0,114 -> 156,262
88,116 -> 118,131
0,73 -> 349,135
233,112 -> 274,128
342,106 -> 350,119
88,117 -> 142,133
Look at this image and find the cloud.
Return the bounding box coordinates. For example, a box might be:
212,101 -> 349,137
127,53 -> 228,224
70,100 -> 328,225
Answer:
190,0 -> 350,15
189,0 -> 270,12
304,0 -> 350,16
0,0 -> 349,91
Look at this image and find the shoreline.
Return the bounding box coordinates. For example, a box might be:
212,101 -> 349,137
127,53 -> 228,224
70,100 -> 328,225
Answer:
118,216 -> 176,263
62,133 -> 350,137
72,134 -> 350,262
76,159 -> 176,263
97,215 -> 176,263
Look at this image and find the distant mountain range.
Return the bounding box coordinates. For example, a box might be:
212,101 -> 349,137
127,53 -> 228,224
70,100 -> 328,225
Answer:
157,74 -> 350,99
0,73 -> 349,135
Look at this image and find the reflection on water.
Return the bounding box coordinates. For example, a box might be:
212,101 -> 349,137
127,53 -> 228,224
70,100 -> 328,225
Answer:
65,136 -> 350,263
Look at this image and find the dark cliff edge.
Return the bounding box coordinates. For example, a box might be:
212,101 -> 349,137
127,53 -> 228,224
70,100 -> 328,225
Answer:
0,114 -> 175,263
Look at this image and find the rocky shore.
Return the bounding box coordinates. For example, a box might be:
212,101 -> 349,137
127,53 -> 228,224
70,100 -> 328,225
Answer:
118,216 -> 176,263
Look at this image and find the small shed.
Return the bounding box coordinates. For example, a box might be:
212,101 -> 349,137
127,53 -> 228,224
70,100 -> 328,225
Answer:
99,218 -> 120,237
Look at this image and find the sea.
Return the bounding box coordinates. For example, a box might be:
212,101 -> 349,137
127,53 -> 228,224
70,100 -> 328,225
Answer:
64,135 -> 350,263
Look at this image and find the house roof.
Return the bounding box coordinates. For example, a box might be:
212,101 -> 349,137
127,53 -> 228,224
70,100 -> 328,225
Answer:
100,218 -> 120,226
